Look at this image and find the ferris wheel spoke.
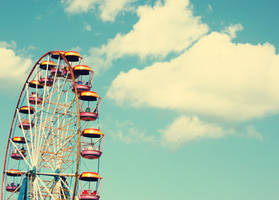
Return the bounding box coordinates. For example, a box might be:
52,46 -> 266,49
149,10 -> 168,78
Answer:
59,176 -> 73,195
43,59 -> 63,126
35,81 -> 70,167
24,83 -> 36,164
36,54 -> 57,159
41,97 -> 76,162
38,134 -> 76,170
6,191 -> 16,200
36,78 -> 70,154
36,176 -> 56,200
37,111 -> 76,170
37,134 -> 75,171
16,109 -> 34,166
35,178 -> 45,200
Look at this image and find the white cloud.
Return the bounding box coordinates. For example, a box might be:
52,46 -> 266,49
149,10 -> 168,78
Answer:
245,125 -> 263,141
62,0 -> 98,14
107,29 -> 279,121
99,0 -> 135,22
207,4 -> 213,13
109,120 -> 155,144
86,0 -> 208,71
0,41 -> 16,49
159,115 -> 225,148
0,42 -> 32,81
84,22 -> 92,31
61,0 -> 134,22
222,24 -> 243,38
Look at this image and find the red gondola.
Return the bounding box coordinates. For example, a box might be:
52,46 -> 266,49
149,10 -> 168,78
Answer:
79,190 -> 100,200
39,76 -> 54,87
11,151 -> 26,160
29,92 -> 43,105
6,183 -> 20,192
50,67 -> 64,77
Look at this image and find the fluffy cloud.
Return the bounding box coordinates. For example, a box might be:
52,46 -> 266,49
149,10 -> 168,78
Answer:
222,24 -> 243,38
62,0 -> 134,22
159,116 -> 262,148
85,0 -> 208,71
62,0 -> 98,14
109,120 -> 155,144
159,115 -> 225,148
0,42 -> 32,81
107,29 -> 279,121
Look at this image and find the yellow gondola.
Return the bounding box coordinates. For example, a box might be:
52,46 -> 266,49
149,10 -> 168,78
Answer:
79,172 -> 101,182
79,91 -> 99,101
81,128 -> 103,138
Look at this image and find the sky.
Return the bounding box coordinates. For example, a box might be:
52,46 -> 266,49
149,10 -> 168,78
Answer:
1,0 -> 279,199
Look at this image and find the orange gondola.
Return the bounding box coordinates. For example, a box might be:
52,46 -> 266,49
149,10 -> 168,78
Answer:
65,51 -> 81,62
73,65 -> 93,76
79,172 -> 101,182
19,106 -> 35,114
6,169 -> 22,177
72,65 -> 94,93
51,50 -> 65,59
79,91 -> 99,101
12,137 -> 26,144
81,129 -> 104,159
29,80 -> 43,89
39,60 -> 56,70
79,91 -> 101,121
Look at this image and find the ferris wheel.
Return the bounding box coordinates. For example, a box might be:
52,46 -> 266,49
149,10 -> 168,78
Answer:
1,51 -> 104,200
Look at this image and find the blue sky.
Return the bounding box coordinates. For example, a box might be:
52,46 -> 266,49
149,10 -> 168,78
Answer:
1,0 -> 279,199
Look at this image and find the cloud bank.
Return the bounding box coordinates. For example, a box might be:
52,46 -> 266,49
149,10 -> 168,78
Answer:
107,30 -> 279,121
